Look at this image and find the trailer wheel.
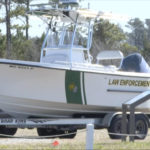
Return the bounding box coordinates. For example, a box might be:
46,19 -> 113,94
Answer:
134,114 -> 148,140
37,128 -> 56,138
0,126 -> 17,137
108,115 -> 125,139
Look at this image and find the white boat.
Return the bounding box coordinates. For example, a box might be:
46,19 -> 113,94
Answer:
0,4 -> 150,119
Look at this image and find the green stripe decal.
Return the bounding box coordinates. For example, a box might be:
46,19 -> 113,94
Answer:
82,72 -> 87,105
65,70 -> 83,104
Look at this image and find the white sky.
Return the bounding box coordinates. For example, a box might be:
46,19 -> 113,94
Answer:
82,0 -> 150,20
0,0 -> 150,37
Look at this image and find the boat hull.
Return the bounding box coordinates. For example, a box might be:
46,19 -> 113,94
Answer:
0,60 -> 150,118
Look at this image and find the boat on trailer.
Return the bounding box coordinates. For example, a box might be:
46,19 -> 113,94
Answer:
0,1 -> 150,119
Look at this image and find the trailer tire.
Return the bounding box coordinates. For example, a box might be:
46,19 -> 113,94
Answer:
108,115 -> 125,139
0,126 -> 17,137
133,114 -> 148,140
37,128 -> 77,139
37,128 -> 56,138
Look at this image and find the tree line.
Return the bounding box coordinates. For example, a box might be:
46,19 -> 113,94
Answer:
0,1 -> 150,64
91,18 -> 150,64
0,0 -> 42,61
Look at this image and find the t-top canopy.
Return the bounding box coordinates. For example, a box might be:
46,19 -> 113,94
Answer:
28,6 -> 129,24
28,7 -> 101,23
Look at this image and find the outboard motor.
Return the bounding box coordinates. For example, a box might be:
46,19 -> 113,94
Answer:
120,53 -> 150,73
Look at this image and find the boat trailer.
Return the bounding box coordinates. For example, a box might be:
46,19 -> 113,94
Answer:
0,91 -> 150,149
0,118 -> 104,150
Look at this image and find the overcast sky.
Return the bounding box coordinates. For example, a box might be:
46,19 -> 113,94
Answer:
82,0 -> 150,20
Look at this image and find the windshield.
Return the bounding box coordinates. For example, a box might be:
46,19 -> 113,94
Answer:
45,23 -> 88,49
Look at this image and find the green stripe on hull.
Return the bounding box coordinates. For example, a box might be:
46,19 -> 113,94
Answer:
82,72 -> 87,105
65,70 -> 83,104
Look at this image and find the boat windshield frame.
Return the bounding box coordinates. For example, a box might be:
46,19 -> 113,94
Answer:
36,9 -> 95,64
42,22 -> 90,49
28,8 -> 96,65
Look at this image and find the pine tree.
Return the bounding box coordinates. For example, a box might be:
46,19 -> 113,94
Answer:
5,0 -> 11,58
127,18 -> 145,50
91,19 -> 126,61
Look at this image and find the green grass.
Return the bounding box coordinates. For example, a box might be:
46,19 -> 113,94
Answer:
0,142 -> 150,150
95,142 -> 150,150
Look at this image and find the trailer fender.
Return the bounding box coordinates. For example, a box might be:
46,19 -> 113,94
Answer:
101,112 -> 122,128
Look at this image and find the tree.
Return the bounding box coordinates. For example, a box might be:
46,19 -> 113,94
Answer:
91,19 -> 126,62
11,32 -> 43,61
127,18 -> 145,50
0,31 -> 6,57
141,19 -> 150,63
125,18 -> 150,64
13,0 -> 31,39
145,19 -> 150,41
5,0 -> 11,58
120,42 -> 138,56
0,0 -> 25,58
0,0 -> 33,59
26,0 -> 29,40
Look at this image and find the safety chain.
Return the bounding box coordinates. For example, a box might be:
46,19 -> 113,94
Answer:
0,129 -> 148,139
0,129 -> 86,139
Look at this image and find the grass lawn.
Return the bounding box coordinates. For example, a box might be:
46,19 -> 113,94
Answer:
0,141 -> 150,150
